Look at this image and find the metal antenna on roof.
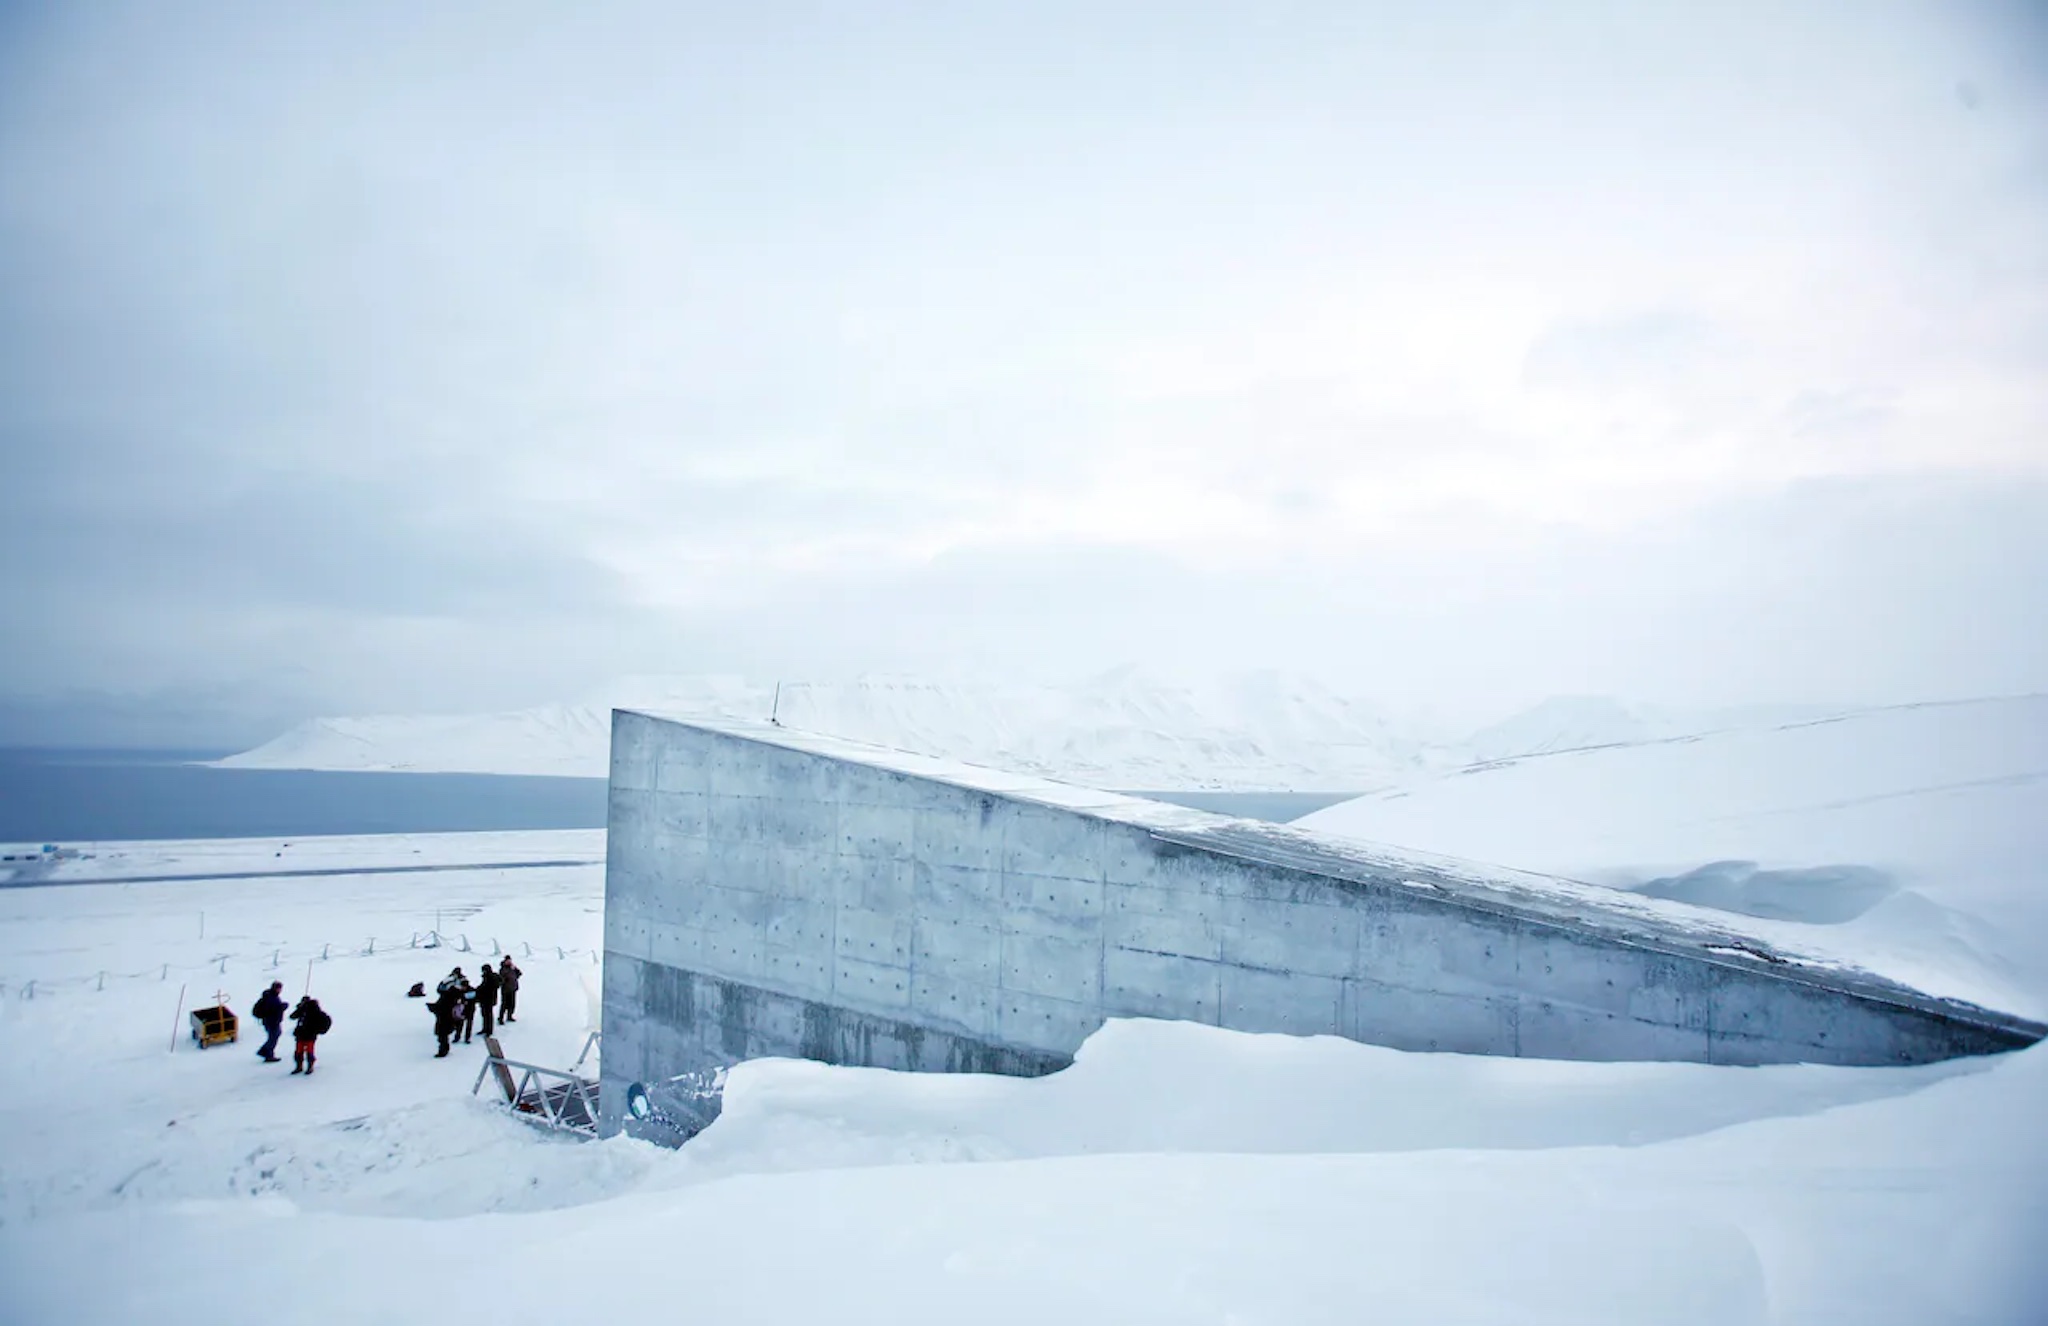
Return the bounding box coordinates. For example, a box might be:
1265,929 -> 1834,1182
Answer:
771,681 -> 783,727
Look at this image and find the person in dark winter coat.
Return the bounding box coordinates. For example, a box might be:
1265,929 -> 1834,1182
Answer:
289,997 -> 331,1075
458,977 -> 478,1044
475,963 -> 501,1036
497,957 -> 521,1023
429,983 -> 463,1057
251,981 -> 288,1063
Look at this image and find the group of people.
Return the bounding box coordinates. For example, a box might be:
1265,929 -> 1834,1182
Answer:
242,954 -> 524,1076
250,982 -> 331,1075
427,957 -> 521,1058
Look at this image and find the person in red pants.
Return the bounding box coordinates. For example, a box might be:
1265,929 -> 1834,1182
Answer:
289,996 -> 332,1075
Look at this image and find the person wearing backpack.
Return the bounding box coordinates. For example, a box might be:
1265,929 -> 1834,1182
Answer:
497,957 -> 521,1023
251,981 -> 288,1064
429,982 -> 463,1058
289,996 -> 332,1075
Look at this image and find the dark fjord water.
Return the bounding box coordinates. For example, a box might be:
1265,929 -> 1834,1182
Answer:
0,748 -> 1352,843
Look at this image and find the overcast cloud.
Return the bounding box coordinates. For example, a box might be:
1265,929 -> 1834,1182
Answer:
2,1 -> 2044,746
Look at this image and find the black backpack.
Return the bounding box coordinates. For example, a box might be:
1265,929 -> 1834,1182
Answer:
309,1008 -> 333,1036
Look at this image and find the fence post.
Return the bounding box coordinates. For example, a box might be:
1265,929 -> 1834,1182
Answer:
170,983 -> 187,1052
523,942 -> 532,958
218,956 -> 227,974
161,963 -> 168,981
321,943 -> 329,961
557,946 -> 565,960
460,934 -> 471,953
97,971 -> 105,991
366,938 -> 376,956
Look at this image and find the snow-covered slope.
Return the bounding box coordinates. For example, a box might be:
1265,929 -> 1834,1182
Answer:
212,707 -> 615,778
221,671 -> 1448,790
1460,695 -> 1839,762
1303,695 -> 2048,1017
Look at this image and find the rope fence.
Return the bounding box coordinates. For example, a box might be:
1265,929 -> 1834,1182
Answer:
0,929 -> 603,1003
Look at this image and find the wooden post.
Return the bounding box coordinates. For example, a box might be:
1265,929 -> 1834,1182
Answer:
484,1035 -> 520,1104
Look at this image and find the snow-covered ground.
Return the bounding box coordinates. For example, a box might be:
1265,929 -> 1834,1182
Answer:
1303,695 -> 2048,1021
218,669 -> 1837,791
1,827 -> 2045,1323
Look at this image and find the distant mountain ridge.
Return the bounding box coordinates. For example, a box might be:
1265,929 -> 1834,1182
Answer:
1460,695 -> 1843,764
218,672 -> 1847,792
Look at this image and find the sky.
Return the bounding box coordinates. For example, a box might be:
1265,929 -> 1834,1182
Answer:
1,0 -> 2044,747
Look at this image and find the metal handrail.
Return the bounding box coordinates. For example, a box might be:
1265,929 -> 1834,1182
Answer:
472,1048 -> 601,1137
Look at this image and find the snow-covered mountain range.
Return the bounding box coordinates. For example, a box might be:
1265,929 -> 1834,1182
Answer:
217,672 -> 1840,791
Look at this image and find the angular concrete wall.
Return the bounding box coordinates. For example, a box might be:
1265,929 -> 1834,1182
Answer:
600,712 -> 2043,1141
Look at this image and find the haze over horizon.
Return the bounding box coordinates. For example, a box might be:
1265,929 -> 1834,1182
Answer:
4,2 -> 2045,749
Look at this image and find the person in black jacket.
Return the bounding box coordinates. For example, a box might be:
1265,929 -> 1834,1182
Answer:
497,957 -> 521,1023
251,981 -> 287,1063
289,997 -> 331,1075
429,983 -> 463,1058
475,963 -> 501,1037
458,976 -> 478,1044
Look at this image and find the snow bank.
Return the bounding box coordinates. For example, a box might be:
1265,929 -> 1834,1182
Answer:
672,1017 -> 1980,1178
1304,696 -> 2048,1016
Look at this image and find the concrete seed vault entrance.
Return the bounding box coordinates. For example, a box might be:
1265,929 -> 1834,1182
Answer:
597,710 -> 2044,1143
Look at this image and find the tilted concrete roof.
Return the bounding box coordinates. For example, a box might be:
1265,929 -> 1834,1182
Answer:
623,709 -> 2047,1046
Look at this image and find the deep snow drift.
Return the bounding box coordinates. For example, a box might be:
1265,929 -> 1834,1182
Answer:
219,671 -> 1820,790
1304,695 -> 2048,1019
2,832 -> 2046,1324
